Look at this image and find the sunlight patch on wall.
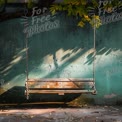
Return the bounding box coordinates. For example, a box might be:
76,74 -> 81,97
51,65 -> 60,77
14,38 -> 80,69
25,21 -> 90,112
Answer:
1,56 -> 22,74
0,74 -> 25,95
28,48 -> 96,79
1,48 -> 26,74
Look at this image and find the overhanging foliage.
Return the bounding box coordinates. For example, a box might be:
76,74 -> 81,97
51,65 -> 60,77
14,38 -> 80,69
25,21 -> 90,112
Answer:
50,0 -> 122,28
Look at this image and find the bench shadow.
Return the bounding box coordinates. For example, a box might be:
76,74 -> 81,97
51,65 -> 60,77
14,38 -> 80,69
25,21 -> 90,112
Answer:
0,86 -> 81,105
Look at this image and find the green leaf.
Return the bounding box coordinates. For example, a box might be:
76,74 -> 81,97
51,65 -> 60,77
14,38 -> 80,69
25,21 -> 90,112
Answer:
51,9 -> 56,15
83,15 -> 91,21
80,0 -> 87,5
90,15 -> 102,28
92,0 -> 98,7
78,21 -> 85,27
27,0 -> 34,9
62,6 -> 67,11
67,4 -> 74,16
63,0 -> 79,5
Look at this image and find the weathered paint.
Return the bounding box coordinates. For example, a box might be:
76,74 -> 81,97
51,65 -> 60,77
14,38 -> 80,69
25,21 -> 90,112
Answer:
0,13 -> 122,105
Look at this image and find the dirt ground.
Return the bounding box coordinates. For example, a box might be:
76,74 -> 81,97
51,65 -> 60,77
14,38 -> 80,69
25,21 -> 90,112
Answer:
0,105 -> 122,122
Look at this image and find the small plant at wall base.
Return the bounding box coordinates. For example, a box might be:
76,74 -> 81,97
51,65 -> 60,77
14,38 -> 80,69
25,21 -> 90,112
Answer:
50,0 -> 122,28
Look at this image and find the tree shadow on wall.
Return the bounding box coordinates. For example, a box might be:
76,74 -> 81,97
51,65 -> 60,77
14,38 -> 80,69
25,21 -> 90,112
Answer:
0,14 -> 122,102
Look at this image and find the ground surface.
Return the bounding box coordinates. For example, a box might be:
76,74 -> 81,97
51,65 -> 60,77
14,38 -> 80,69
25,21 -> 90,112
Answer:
0,105 -> 122,122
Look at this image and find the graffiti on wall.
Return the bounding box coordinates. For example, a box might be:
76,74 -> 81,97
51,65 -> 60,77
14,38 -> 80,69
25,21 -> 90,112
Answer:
22,7 -> 60,38
98,0 -> 122,25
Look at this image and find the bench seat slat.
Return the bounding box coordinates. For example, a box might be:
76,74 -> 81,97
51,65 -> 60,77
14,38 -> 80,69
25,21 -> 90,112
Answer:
28,90 -> 95,94
26,78 -> 94,82
28,88 -> 92,90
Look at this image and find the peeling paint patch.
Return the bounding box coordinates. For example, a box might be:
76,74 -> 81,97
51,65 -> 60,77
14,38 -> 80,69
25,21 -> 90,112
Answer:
104,93 -> 117,99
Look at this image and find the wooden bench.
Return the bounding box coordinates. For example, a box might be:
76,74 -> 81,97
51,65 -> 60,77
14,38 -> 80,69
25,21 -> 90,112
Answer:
25,78 -> 97,99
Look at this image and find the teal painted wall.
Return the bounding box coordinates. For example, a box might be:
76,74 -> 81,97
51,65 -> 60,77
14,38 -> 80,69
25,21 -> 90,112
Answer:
0,13 -> 122,105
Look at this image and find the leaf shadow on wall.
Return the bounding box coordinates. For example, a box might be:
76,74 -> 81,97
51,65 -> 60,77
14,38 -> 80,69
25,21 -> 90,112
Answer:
0,14 -> 122,102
